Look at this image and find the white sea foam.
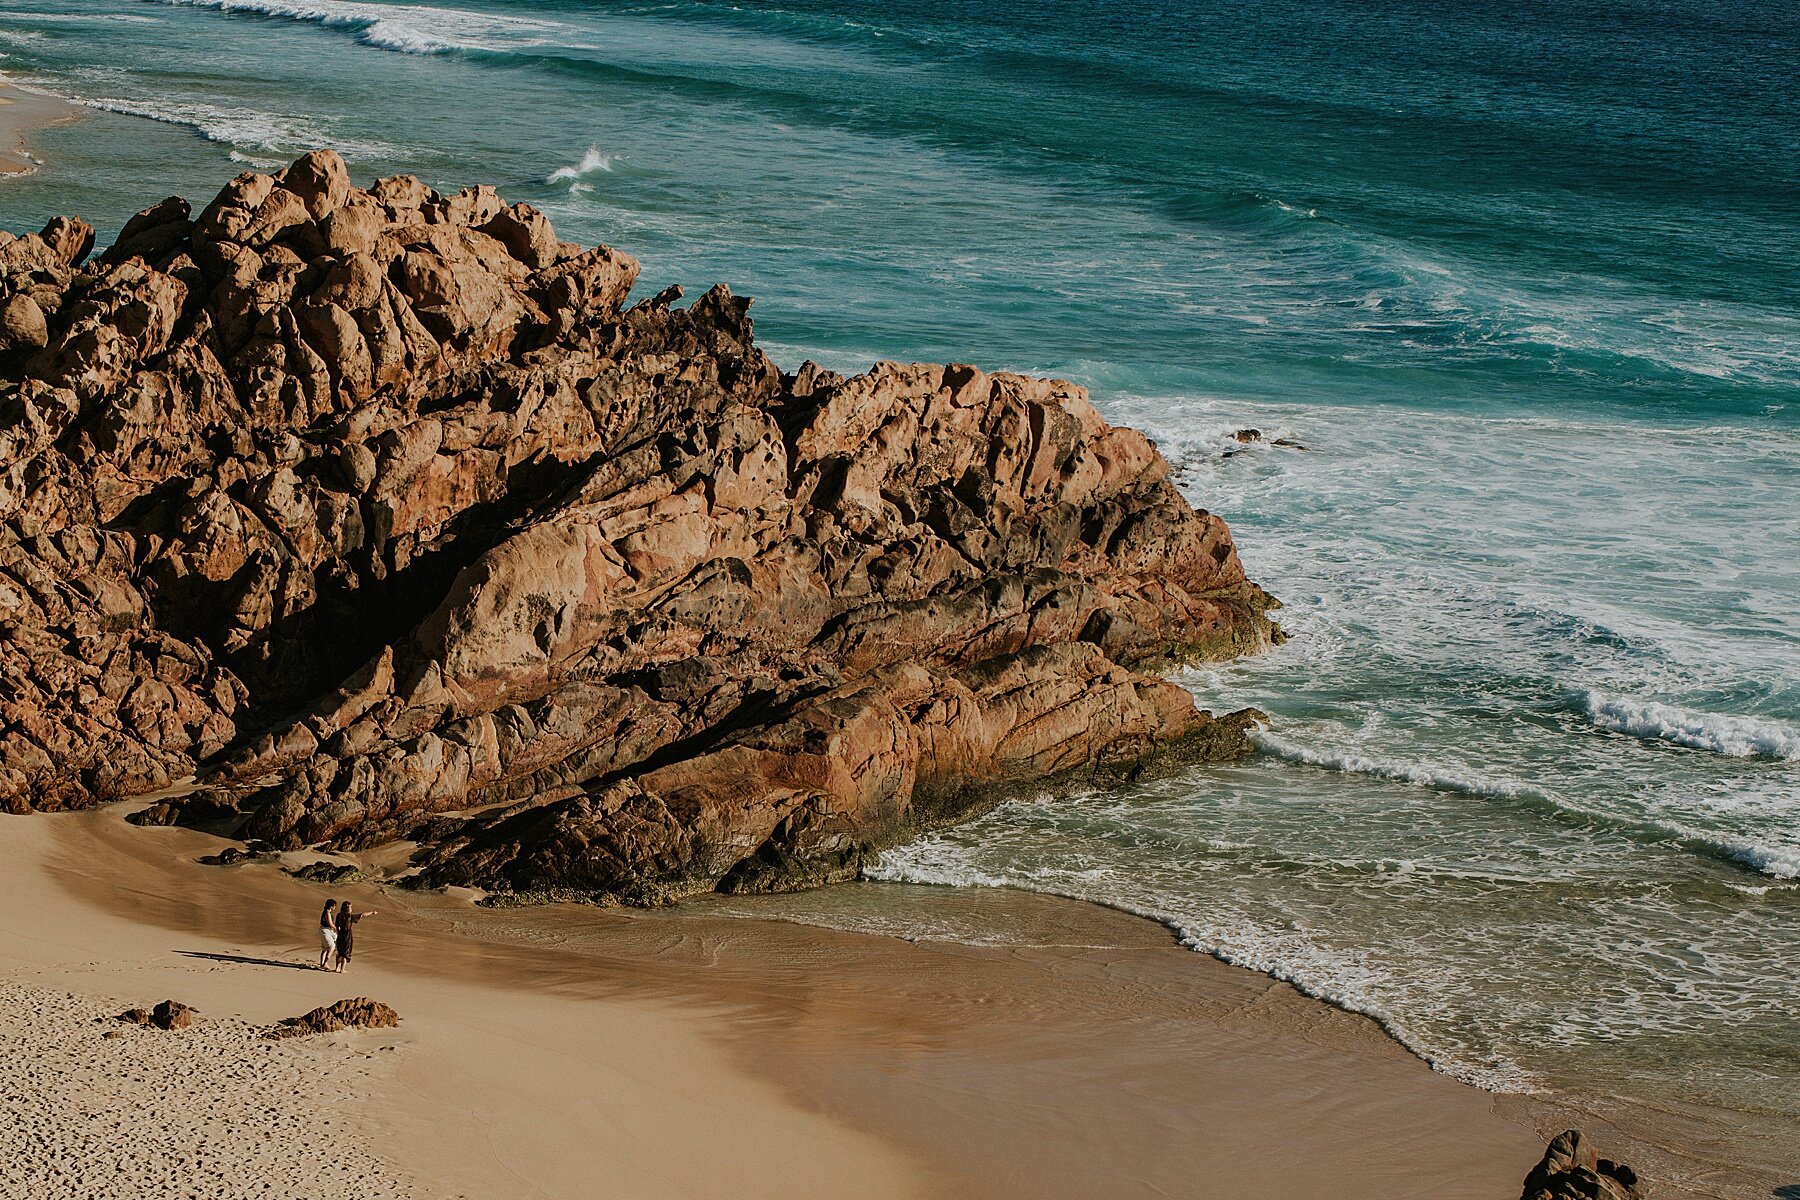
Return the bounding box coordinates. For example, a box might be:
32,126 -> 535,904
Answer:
547,147 -> 614,184
1249,730 -> 1544,801
4,11 -> 163,22
227,148 -> 284,166
1726,843 -> 1800,880
1655,825 -> 1800,881
144,0 -> 565,56
68,82 -> 402,161
1582,692 -> 1800,760
77,95 -> 310,151
867,836 -> 1537,1093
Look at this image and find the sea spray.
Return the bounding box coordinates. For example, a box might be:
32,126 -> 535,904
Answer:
547,146 -> 614,185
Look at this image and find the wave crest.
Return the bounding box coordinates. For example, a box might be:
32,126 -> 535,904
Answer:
866,839 -> 1535,1093
71,93 -> 398,161
1582,693 -> 1800,760
1248,731 -> 1543,800
144,0 -> 564,57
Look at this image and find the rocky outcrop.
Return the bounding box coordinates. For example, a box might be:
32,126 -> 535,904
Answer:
1521,1131 -> 1642,1200
266,997 -> 399,1039
0,151 -> 1277,902
115,1000 -> 195,1031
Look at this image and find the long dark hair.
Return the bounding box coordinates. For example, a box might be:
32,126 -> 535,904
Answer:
321,899 -> 335,921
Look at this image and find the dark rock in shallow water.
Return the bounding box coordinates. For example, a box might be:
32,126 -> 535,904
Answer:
266,997 -> 399,1039
1229,427 -> 1307,452
0,151 -> 1279,902
1521,1130 -> 1642,1200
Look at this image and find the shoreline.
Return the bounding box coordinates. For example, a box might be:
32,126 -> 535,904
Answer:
0,805 -> 1564,1199
0,79 -> 81,176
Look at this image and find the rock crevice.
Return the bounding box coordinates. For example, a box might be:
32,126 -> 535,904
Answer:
1,151 -> 1277,901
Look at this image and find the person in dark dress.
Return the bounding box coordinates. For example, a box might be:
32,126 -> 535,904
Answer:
333,900 -> 377,973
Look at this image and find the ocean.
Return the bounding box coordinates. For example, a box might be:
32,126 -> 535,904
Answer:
3,0 -> 1797,1185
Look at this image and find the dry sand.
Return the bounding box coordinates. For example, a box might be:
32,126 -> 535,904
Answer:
0,980 -> 413,1199
0,806 -> 1556,1199
0,80 -> 79,176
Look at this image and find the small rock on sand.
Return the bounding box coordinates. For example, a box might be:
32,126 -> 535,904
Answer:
266,997 -> 400,1040
115,1000 -> 195,1031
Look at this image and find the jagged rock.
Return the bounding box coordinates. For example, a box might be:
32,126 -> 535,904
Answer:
129,793 -> 241,828
1227,427 -> 1306,454
0,153 -> 1280,901
116,1000 -> 194,1031
266,997 -> 399,1039
287,860 -> 366,885
103,197 -> 193,264
1521,1130 -> 1642,1200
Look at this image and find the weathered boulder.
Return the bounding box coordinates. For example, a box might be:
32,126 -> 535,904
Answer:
116,1000 -> 195,1031
1521,1130 -> 1642,1200
0,154 -> 1279,901
266,997 -> 400,1039
287,860 -> 366,885
196,844 -> 277,867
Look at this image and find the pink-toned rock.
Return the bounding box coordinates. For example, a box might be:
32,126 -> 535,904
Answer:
277,149 -> 351,220
1520,1131 -> 1642,1200
0,154 -> 1279,900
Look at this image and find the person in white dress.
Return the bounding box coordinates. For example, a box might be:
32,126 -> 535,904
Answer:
317,899 -> 338,970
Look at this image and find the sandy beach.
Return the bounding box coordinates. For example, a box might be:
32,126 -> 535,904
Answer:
0,80 -> 78,175
0,805 -> 1566,1200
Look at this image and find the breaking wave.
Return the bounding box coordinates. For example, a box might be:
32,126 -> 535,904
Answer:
1582,693 -> 1800,760
865,839 -> 1536,1093
142,0 -> 564,56
71,93 -> 399,161
1248,730 -> 1546,801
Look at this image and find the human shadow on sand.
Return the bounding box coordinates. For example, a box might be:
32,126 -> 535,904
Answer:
1772,1187 -> 1800,1199
176,950 -> 315,972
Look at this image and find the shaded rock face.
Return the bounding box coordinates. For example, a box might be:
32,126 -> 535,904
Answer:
1521,1131 -> 1642,1200
1,150 -> 1277,902
266,997 -> 399,1039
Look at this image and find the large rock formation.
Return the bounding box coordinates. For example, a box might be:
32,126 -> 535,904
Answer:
0,151 -> 1277,902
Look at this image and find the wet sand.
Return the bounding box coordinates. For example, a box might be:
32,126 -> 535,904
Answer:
2,805 -> 1556,1198
0,81 -> 79,175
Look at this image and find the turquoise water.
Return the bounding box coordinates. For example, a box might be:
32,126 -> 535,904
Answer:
4,0 -> 1797,1185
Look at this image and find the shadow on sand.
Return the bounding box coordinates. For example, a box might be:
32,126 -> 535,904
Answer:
176,950 -> 316,972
